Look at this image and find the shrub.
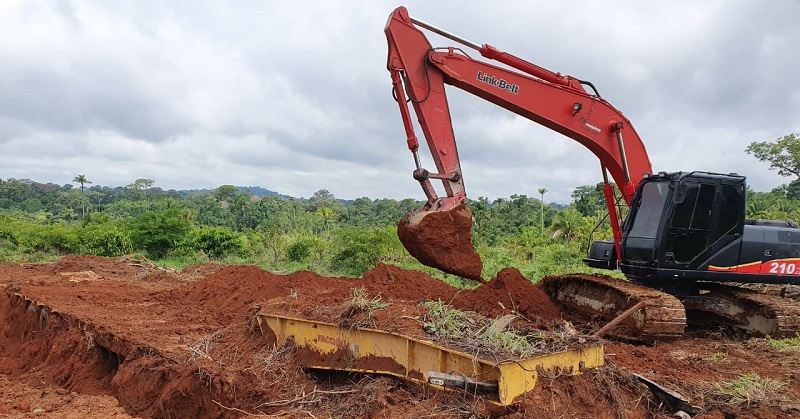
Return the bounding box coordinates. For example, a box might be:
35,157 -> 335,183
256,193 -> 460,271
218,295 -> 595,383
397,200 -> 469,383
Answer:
80,224 -> 133,257
28,223 -> 80,254
189,227 -> 244,259
328,227 -> 399,276
286,236 -> 323,262
127,209 -> 193,259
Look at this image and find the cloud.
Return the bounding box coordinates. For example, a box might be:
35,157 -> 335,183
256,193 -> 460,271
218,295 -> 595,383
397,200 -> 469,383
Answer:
0,0 -> 798,204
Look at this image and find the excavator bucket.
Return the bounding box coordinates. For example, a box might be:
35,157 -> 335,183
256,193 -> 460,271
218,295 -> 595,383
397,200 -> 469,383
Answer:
397,203 -> 483,281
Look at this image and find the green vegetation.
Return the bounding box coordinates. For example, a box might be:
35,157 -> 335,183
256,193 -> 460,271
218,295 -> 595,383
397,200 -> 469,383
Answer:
746,133 -> 800,180
766,334 -> 800,350
0,177 -> 627,278
2,137 -> 800,280
716,373 -> 787,405
422,300 -> 474,338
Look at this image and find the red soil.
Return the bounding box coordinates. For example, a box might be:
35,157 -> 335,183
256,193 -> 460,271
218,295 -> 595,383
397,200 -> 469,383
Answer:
397,204 -> 484,281
1,255 -> 798,418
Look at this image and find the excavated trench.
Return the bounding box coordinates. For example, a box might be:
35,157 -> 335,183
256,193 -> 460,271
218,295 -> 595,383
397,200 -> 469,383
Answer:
0,289 -> 250,418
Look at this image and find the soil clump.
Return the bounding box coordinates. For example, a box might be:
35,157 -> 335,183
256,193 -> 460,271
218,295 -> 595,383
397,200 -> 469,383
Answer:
397,203 -> 483,281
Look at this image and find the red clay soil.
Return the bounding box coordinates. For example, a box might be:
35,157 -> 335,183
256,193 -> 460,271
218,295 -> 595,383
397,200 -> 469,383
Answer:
1,255 -> 799,418
397,203 -> 484,281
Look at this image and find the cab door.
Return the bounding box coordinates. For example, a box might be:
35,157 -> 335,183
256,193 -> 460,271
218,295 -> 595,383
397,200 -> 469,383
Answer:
661,181 -> 716,269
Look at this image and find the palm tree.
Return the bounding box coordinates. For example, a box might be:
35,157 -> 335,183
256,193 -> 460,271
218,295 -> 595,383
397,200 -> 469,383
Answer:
538,188 -> 548,235
316,206 -> 337,231
552,208 -> 583,242
73,174 -> 92,216
746,195 -> 769,219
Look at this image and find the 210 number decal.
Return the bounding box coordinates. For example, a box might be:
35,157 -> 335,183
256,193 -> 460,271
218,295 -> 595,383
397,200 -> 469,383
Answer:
767,261 -> 800,275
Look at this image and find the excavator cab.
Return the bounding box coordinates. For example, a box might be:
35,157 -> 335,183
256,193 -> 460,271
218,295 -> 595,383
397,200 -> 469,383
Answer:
618,172 -> 747,281
587,172 -> 746,274
588,172 -> 800,286
586,172 -> 743,272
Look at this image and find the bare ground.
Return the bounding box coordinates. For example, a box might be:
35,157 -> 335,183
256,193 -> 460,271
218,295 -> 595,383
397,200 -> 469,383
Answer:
1,255 -> 799,418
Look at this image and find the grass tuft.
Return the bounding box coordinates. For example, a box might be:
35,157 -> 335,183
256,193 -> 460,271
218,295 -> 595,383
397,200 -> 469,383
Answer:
422,299 -> 473,338
766,333 -> 800,350
716,373 -> 786,405
422,300 -> 540,358
348,287 -> 389,313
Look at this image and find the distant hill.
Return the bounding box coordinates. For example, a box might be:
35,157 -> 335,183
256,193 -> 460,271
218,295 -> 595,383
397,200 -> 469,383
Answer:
236,186 -> 289,198
177,186 -> 290,199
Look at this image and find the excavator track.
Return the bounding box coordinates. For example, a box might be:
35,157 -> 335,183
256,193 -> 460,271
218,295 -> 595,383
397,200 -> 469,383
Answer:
540,274 -> 686,341
683,284 -> 800,338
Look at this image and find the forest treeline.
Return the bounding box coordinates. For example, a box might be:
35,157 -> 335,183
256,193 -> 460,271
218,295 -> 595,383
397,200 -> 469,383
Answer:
1,175 -> 799,281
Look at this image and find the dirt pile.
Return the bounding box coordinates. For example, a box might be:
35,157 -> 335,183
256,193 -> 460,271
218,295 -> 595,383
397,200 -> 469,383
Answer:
454,267 -> 563,321
397,203 -> 483,280
1,255 -> 799,418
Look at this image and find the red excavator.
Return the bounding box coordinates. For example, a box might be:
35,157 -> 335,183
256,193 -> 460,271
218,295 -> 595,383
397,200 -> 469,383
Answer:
385,6 -> 800,340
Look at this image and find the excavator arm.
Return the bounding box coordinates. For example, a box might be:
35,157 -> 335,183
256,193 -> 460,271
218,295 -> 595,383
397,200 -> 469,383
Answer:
386,6 -> 653,266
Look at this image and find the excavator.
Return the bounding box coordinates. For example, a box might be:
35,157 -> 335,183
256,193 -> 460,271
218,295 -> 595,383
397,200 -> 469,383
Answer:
385,6 -> 800,340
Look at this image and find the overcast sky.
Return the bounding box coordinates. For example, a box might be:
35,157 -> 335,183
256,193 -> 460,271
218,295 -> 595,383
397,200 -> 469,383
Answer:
2,1 -> 799,203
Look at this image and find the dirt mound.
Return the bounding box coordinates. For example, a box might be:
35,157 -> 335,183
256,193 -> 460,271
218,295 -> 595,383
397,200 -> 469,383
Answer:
50,254 -> 139,280
361,262 -> 458,301
453,267 -> 563,324
0,378 -> 132,418
397,203 -> 483,281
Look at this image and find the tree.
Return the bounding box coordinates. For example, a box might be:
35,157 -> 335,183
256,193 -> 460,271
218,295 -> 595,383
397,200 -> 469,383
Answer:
571,183 -> 606,216
746,194 -> 770,219
537,188 -> 548,234
127,178 -> 155,212
1,178 -> 30,207
72,174 -> 92,216
785,179 -> 800,200
254,222 -> 286,266
312,189 -> 334,200
551,208 -> 584,242
315,206 -> 337,231
746,133 -> 800,178
211,185 -> 238,203
309,189 -> 335,210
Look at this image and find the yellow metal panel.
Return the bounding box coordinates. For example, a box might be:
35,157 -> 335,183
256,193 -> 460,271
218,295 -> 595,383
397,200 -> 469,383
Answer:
255,312 -> 603,405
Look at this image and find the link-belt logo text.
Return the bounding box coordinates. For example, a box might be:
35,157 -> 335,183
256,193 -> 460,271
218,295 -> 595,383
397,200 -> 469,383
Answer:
476,71 -> 519,94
